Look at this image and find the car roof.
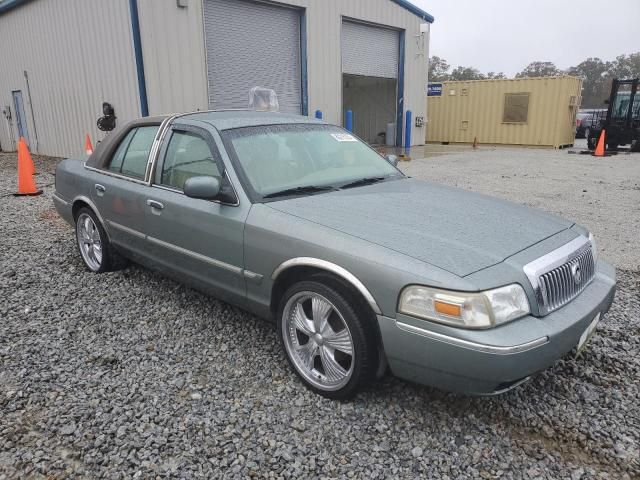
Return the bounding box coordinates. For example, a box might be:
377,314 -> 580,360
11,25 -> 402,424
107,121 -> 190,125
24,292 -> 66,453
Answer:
179,110 -> 325,131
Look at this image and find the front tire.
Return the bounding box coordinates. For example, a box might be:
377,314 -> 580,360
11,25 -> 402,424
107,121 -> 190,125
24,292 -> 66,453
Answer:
74,207 -> 126,273
277,277 -> 378,399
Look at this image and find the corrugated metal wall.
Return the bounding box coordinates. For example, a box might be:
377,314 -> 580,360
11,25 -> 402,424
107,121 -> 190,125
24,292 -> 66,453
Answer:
426,76 -> 583,148
136,0 -> 209,116
0,0 -> 140,158
0,0 -> 429,156
136,0 -> 429,146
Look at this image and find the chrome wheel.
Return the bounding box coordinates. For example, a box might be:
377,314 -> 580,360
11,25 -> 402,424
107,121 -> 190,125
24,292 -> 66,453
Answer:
76,213 -> 103,271
282,291 -> 355,391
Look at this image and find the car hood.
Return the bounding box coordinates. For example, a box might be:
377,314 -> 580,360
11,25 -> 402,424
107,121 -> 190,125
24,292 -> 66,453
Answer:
266,178 -> 574,277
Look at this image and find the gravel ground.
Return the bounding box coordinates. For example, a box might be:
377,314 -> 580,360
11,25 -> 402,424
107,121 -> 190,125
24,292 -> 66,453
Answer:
1,151 -> 639,479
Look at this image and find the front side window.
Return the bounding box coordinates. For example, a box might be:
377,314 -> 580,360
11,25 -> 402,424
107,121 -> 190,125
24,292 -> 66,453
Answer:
222,125 -> 401,199
159,130 -> 221,190
108,126 -> 159,179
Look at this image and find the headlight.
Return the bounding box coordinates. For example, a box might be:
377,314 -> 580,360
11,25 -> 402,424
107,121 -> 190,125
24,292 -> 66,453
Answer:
588,232 -> 598,263
398,284 -> 530,329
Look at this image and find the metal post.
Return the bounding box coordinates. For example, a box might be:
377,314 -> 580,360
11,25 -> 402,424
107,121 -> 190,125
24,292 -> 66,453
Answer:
405,110 -> 412,150
345,110 -> 353,132
315,110 -> 323,120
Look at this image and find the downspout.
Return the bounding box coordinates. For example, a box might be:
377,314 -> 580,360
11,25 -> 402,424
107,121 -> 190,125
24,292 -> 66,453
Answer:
128,0 -> 149,117
24,70 -> 39,153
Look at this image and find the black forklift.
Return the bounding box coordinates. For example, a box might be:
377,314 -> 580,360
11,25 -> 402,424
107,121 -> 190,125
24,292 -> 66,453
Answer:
587,78 -> 640,152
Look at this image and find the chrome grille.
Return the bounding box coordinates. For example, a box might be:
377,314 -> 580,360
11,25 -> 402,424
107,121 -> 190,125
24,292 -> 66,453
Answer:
523,236 -> 596,316
538,247 -> 595,313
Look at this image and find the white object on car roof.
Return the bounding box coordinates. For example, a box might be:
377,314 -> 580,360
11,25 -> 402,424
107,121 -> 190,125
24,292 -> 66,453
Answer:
249,87 -> 279,112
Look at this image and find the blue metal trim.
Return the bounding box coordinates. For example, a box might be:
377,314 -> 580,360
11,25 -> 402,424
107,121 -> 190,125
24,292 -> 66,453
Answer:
396,30 -> 406,147
128,0 -> 149,117
300,9 -> 309,116
404,110 -> 412,149
390,0 -> 434,23
0,0 -> 34,15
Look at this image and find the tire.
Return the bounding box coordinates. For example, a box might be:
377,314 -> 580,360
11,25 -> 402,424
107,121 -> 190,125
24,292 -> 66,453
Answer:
583,127 -> 590,141
631,139 -> 640,153
587,134 -> 597,150
74,207 -> 127,273
277,276 -> 378,399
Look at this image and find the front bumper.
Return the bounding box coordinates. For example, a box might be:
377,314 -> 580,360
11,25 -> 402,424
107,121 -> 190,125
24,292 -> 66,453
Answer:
377,261 -> 616,394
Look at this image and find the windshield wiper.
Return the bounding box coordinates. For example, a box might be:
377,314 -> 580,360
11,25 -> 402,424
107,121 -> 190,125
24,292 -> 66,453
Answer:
340,176 -> 386,190
263,185 -> 336,199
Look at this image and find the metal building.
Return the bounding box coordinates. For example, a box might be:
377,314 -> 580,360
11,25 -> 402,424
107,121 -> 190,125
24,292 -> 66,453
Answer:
426,76 -> 583,149
0,0 -> 433,158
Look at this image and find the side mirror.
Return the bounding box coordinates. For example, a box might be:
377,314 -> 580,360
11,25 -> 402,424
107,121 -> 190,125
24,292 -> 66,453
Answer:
183,176 -> 221,200
385,154 -> 399,167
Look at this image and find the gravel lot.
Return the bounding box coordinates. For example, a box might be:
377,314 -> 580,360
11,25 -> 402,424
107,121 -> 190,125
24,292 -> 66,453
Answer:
1,149 -> 639,479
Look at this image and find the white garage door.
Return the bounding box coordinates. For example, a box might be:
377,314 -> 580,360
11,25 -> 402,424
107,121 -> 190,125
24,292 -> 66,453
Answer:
342,21 -> 400,79
203,0 -> 302,113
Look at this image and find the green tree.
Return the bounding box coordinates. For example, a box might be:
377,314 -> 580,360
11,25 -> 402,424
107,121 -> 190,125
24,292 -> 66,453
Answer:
516,61 -> 561,78
486,72 -> 507,79
567,58 -> 612,108
609,52 -> 640,79
449,66 -> 485,81
428,56 -> 450,81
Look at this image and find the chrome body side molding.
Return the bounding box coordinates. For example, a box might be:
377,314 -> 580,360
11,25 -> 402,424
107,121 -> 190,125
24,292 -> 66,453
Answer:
395,320 -> 549,355
108,220 -> 247,277
271,257 -> 382,315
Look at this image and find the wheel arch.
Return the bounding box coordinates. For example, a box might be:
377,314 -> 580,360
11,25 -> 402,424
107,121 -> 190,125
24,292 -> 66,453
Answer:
71,196 -> 111,241
270,258 -> 382,317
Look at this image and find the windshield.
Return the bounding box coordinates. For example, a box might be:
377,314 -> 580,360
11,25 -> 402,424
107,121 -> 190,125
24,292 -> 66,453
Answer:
222,124 -> 402,199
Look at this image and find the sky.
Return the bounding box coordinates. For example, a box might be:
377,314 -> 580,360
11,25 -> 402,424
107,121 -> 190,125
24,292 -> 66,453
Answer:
412,0 -> 640,76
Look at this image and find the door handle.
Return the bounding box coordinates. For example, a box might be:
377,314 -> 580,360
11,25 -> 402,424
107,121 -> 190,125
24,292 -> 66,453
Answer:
146,199 -> 164,210
95,184 -> 106,196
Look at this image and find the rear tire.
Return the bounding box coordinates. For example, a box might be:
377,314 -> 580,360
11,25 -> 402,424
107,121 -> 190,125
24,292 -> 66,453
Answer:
587,134 -> 597,150
277,276 -> 378,399
74,207 -> 127,273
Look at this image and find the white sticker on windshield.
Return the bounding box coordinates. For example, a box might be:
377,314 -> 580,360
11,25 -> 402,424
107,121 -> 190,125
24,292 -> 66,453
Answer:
331,133 -> 357,142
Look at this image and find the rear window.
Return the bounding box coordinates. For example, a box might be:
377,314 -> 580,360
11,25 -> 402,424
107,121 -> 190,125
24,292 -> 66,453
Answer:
108,126 -> 159,179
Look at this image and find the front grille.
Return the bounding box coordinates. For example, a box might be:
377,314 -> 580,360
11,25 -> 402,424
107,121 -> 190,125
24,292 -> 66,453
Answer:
538,246 -> 595,314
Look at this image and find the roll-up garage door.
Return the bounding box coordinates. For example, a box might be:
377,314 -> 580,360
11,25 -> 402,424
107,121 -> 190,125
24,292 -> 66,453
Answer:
342,21 -> 400,79
203,0 -> 302,113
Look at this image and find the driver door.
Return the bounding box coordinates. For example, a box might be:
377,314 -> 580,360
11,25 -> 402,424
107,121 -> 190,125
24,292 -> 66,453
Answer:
143,123 -> 250,304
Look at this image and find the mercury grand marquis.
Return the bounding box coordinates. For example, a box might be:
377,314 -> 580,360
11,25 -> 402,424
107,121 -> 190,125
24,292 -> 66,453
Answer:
53,111 -> 616,399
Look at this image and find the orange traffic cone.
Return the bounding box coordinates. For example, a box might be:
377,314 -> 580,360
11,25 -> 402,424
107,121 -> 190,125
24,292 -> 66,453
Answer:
18,137 -> 35,176
593,129 -> 607,157
85,134 -> 94,155
15,138 -> 42,196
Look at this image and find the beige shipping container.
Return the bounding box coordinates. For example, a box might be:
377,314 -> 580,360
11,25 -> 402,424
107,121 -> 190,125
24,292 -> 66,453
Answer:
426,76 -> 583,148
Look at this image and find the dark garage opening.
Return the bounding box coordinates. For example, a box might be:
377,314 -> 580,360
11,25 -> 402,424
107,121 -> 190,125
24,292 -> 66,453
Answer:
343,74 -> 397,145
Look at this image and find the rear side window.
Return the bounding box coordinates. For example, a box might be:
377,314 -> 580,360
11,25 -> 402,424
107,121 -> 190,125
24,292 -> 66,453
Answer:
108,126 -> 159,179
159,130 -> 221,190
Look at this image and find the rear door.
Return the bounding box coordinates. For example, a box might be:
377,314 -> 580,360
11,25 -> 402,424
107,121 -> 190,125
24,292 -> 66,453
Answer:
90,125 -> 159,256
143,123 -> 250,303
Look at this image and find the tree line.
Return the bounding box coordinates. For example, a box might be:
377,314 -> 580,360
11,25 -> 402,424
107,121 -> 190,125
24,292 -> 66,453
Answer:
429,53 -> 640,108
